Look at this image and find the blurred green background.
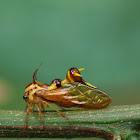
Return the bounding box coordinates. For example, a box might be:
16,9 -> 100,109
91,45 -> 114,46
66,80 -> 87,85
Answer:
0,0 -> 140,140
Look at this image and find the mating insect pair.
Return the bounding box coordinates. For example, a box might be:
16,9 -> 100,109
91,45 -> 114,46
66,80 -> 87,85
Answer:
23,66 -> 111,128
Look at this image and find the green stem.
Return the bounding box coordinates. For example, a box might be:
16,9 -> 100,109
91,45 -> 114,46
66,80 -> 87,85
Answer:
0,104 -> 140,140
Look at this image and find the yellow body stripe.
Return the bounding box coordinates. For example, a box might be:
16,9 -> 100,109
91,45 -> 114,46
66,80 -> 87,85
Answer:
67,71 -> 74,82
25,84 -> 34,92
61,78 -> 69,86
35,84 -> 46,90
48,83 -> 57,90
29,89 -> 38,101
26,84 -> 46,101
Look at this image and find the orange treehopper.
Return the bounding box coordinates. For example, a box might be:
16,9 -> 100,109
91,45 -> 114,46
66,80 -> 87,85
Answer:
23,65 -> 111,128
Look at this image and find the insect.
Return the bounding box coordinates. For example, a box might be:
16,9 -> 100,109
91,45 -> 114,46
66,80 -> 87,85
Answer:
23,65 -> 111,128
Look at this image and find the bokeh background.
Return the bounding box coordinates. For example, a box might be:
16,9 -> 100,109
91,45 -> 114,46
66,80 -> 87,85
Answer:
0,1 -> 140,140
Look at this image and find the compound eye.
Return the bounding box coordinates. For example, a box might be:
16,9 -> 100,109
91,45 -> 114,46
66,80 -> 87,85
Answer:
52,79 -> 62,87
70,68 -> 81,77
23,95 -> 28,100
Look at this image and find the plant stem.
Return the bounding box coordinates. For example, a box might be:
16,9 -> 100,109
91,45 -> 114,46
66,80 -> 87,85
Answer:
0,104 -> 140,140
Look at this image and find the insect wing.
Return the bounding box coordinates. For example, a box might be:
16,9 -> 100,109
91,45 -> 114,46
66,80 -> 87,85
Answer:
62,83 -> 112,109
34,83 -> 111,109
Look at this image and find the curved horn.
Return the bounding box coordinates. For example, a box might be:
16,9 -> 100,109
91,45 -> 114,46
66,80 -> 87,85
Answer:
33,64 -> 41,83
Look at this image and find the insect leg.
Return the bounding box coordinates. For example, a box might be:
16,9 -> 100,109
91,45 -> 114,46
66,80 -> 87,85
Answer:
34,93 -> 73,124
57,105 -> 66,111
24,105 -> 28,112
25,108 -> 30,129
41,103 -> 45,111
44,102 -> 73,125
37,103 -> 44,129
24,104 -> 35,128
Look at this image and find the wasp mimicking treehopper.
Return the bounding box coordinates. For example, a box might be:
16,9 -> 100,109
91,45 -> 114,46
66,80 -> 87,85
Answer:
23,66 -> 111,128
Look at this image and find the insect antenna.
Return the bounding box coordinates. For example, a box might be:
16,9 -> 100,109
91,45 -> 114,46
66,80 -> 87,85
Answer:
33,64 -> 41,83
